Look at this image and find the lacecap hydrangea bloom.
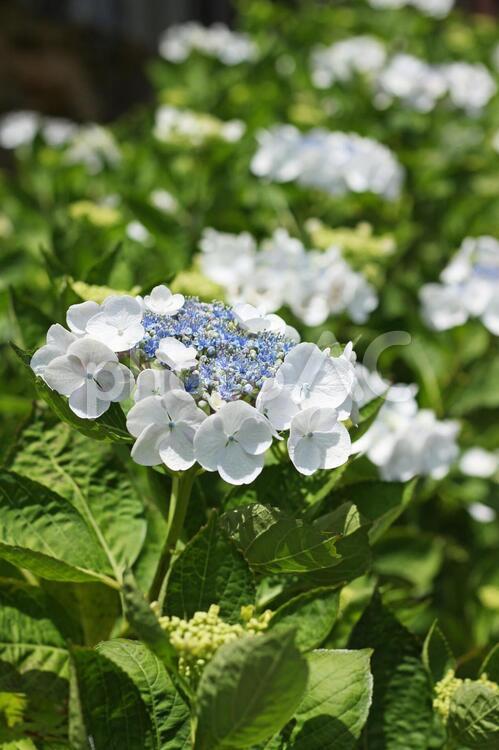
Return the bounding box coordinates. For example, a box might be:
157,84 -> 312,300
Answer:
351,365 -> 460,482
419,236 -> 499,335
251,125 -> 403,200
199,227 -> 378,326
31,287 -> 357,484
158,22 -> 257,66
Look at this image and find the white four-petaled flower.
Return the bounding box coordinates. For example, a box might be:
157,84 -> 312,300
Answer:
42,338 -> 134,419
86,295 -> 144,352
287,407 -> 351,475
134,369 -> 184,402
144,285 -> 185,316
156,337 -> 198,371
127,391 -> 206,471
194,401 -> 274,485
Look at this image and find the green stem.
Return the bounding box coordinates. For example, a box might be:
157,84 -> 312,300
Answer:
148,468 -> 196,602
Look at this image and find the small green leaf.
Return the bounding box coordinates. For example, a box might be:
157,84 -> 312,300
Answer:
11,343 -> 132,444
194,629 -> 308,749
337,480 -> 417,543
349,395 -> 385,441
422,621 -> 455,686
97,639 -> 190,750
165,513 -> 256,623
269,588 -> 339,652
447,682 -> 499,749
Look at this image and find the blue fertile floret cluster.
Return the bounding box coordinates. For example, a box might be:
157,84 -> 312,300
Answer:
140,297 -> 296,401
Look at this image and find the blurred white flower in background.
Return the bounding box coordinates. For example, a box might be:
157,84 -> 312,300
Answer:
159,22 -> 257,65
126,221 -> 152,245
65,124 -> 122,173
459,448 -> 499,478
467,503 -> 496,523
0,111 -> 77,150
376,54 -> 447,112
154,105 -> 245,146
150,189 -> 179,214
199,227 -> 379,326
441,62 -> 497,114
368,0 -> 454,18
251,125 -> 404,200
420,236 -> 499,335
352,373 -> 460,481
310,36 -> 386,88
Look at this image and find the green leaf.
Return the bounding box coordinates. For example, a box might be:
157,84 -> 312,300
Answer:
121,571 -> 185,687
480,644 -> 499,683
0,581 -> 74,745
447,682 -> 499,749
194,629 -> 308,750
97,640 -> 191,750
11,344 -> 132,444
349,395 -> 385,441
221,504 -> 339,575
269,588 -> 339,652
349,591 -> 433,750
336,480 -> 417,543
0,470 -> 117,586
0,581 -> 76,675
165,513 -> 256,624
422,621 -> 455,686
9,409 -> 146,573
450,358 -> 499,416
71,646 -> 154,749
285,649 -> 373,749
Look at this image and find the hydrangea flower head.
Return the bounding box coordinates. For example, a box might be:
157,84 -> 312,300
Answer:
31,287 -> 357,484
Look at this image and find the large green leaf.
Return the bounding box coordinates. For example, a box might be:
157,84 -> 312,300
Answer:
349,591 -> 433,750
285,649 -> 373,749
97,640 -> 191,750
447,682 -> 499,749
269,588 -> 339,652
165,513 -> 256,623
0,470 -> 116,586
9,409 -> 146,573
71,646 -> 154,750
194,629 -> 308,750
11,344 -> 131,444
0,581 -> 75,745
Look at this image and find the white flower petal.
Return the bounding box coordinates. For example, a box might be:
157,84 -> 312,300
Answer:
94,362 -> 135,403
31,345 -> 64,376
127,395 -> 166,438
131,423 -> 165,465
256,379 -> 298,431
193,414 -> 228,471
68,381 -> 110,419
66,301 -> 100,334
217,441 -> 265,485
43,354 -> 85,395
46,324 -> 77,350
236,415 -> 273,456
159,423 -> 197,471
66,338 -> 118,368
134,369 -> 183,401
144,285 -> 185,316
162,389 -> 206,426
288,436 -> 322,475
218,400 -> 258,437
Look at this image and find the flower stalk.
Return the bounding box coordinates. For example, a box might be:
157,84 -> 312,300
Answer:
149,467 -> 197,602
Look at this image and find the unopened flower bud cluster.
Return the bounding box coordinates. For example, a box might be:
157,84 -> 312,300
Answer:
433,669 -> 499,722
155,604 -> 272,681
